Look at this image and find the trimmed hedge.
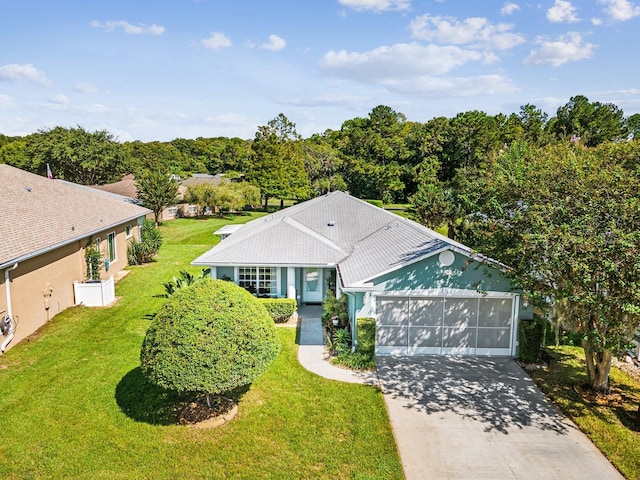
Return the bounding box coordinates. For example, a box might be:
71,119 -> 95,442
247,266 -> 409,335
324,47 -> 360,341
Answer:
140,278 -> 280,395
259,298 -> 297,323
331,317 -> 376,371
518,318 -> 544,364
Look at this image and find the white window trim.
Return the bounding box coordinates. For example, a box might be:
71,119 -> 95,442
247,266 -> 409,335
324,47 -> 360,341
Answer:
125,224 -> 133,238
234,266 -> 280,298
107,232 -> 117,263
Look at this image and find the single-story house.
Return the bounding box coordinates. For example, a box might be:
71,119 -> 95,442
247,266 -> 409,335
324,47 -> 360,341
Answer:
0,165 -> 151,352
192,191 -> 533,356
93,173 -> 229,220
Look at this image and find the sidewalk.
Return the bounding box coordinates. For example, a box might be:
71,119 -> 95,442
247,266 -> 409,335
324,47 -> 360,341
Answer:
296,314 -> 378,386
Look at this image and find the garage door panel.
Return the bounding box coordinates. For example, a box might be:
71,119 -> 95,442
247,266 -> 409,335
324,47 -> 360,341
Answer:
478,298 -> 512,328
443,299 -> 478,327
442,327 -> 477,348
409,326 -> 442,348
377,326 -> 407,347
378,298 -> 408,326
410,298 -> 443,326
376,295 -> 514,356
477,328 -> 511,349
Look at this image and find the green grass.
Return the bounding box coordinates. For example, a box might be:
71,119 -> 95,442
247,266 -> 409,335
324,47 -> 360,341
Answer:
529,346 -> 640,479
0,215 -> 402,480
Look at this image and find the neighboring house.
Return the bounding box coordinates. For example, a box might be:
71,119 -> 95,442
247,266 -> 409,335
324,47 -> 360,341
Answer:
0,165 -> 151,352
93,173 -> 229,220
192,191 -> 533,357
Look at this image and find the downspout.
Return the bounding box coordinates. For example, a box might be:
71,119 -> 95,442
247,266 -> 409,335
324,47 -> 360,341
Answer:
344,291 -> 358,352
2,263 -> 18,353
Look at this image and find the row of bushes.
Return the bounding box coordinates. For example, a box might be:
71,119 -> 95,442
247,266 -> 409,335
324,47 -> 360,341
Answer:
258,298 -> 297,323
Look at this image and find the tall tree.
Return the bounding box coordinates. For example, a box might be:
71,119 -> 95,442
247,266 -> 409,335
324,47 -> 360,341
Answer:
335,105 -> 410,202
546,95 -> 627,147
248,114 -> 310,209
136,170 -> 179,225
474,142 -> 640,393
26,126 -> 126,185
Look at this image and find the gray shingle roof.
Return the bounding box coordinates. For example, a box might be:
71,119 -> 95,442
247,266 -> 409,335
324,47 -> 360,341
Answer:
0,165 -> 151,268
192,191 -> 474,287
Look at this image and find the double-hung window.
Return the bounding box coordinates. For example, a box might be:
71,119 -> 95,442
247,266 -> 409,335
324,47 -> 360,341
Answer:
237,267 -> 278,297
107,232 -> 116,263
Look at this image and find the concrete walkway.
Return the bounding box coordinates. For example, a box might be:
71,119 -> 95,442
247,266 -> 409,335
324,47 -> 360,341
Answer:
296,311 -> 378,385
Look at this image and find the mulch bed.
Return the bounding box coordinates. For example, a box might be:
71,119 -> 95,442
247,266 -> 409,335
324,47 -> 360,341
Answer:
178,395 -> 237,428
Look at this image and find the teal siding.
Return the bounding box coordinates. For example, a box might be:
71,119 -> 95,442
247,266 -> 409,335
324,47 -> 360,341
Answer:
216,266 -> 235,282
371,252 -> 533,320
373,253 -> 513,293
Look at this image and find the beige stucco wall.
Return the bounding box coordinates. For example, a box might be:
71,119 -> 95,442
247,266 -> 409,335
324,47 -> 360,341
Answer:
0,220 -> 141,352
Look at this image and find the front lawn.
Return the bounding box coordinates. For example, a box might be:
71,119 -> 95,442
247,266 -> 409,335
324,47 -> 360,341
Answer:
0,215 -> 402,480
529,346 -> 640,479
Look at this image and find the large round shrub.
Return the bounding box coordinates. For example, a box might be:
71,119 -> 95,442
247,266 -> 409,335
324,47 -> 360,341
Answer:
140,278 -> 280,397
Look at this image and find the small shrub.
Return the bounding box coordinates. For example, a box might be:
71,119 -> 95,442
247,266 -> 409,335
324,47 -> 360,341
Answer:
330,318 -> 376,371
128,219 -> 163,265
322,290 -> 347,326
258,298 -> 297,323
365,199 -> 383,208
156,268 -> 210,298
519,319 -> 544,363
85,242 -> 103,280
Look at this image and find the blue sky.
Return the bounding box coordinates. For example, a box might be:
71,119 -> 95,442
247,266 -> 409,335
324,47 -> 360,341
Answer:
1,0 -> 639,141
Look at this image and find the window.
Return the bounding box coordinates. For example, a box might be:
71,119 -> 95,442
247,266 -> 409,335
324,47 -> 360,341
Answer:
168,206 -> 178,217
237,267 -> 278,297
188,205 -> 197,215
107,232 -> 116,263
125,225 -> 132,238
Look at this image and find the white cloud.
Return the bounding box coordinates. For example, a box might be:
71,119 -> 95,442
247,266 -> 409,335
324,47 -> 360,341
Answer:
598,0 -> 640,21
383,74 -> 517,97
259,34 -> 286,51
50,93 -> 69,105
547,0 -> 579,23
73,82 -> 98,94
0,95 -> 12,108
0,63 -> 51,86
200,32 -> 232,49
322,43 -> 487,80
409,15 -> 525,50
501,3 -> 520,16
338,0 -> 410,12
524,32 -> 594,66
276,93 -> 369,107
90,20 -> 165,35
591,17 -> 604,25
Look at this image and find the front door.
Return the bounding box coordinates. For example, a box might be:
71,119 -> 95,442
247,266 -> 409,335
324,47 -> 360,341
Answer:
303,268 -> 323,303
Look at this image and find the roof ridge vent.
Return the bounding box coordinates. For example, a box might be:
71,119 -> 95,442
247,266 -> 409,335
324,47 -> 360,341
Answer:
328,220 -> 336,227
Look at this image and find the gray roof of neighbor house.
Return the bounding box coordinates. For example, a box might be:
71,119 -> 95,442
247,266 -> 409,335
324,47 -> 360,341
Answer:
92,173 -> 138,199
192,191 -> 475,288
0,164 -> 151,269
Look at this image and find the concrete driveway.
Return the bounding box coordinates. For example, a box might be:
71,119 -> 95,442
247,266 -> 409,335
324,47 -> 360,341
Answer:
377,356 -> 624,480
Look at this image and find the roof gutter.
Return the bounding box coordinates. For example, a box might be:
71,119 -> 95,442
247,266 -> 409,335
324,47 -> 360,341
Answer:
0,213 -> 149,270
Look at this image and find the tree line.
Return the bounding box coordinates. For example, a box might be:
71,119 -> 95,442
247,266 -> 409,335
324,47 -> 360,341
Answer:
1,94 -> 639,401
1,95 -> 637,205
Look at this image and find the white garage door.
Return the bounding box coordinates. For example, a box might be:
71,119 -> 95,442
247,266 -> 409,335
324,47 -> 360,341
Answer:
376,296 -> 515,356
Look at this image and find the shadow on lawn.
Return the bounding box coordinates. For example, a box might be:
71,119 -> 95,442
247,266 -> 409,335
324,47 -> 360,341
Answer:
115,367 -> 190,425
116,367 -> 252,425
